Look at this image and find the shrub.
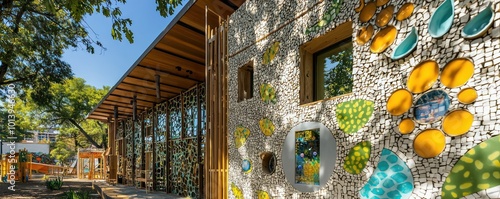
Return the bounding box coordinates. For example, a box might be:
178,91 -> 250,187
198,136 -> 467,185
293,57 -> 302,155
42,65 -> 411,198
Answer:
45,177 -> 63,190
63,189 -> 91,199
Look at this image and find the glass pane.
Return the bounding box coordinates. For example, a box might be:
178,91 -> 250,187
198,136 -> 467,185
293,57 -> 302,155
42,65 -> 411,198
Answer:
314,38 -> 353,100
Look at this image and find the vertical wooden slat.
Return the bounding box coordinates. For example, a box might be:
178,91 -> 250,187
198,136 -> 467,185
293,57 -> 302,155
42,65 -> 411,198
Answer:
223,19 -> 229,199
205,7 -> 229,198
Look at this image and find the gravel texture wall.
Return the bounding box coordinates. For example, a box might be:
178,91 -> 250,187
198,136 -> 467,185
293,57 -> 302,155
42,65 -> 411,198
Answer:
227,0 -> 500,198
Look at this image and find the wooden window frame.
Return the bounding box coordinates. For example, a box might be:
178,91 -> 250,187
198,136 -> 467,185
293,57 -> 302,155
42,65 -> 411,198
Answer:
238,61 -> 254,102
300,21 -> 353,105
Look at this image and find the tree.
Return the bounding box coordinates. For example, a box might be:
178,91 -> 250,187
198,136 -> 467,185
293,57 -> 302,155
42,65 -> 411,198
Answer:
0,107 -> 30,142
16,77 -> 109,148
324,44 -> 353,98
0,0 -> 183,103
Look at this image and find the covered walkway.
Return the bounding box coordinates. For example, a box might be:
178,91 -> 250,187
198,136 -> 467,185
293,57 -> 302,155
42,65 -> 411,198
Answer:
93,181 -> 187,199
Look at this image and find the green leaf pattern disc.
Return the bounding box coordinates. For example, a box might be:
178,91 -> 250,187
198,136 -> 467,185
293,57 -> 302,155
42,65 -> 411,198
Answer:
336,99 -> 375,134
343,141 -> 371,174
441,135 -> 500,199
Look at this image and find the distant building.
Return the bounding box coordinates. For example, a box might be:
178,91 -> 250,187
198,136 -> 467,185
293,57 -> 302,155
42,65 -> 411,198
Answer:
1,142 -> 49,154
24,129 -> 59,143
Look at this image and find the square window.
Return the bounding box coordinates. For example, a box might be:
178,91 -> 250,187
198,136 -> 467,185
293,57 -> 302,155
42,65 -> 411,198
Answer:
238,62 -> 254,102
300,21 -> 353,105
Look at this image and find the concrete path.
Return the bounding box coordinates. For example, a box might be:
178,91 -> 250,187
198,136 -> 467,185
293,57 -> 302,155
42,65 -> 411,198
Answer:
93,181 -> 188,199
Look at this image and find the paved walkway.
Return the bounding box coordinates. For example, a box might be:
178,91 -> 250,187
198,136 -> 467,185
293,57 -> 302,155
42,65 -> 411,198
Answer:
93,181 -> 187,199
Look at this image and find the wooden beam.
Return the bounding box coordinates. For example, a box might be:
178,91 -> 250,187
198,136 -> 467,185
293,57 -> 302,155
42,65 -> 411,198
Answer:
153,47 -> 204,66
137,65 -> 201,83
155,75 -> 161,100
102,99 -> 147,109
126,75 -> 185,92
132,95 -> 137,121
177,21 -> 205,36
115,87 -> 172,99
120,82 -> 179,95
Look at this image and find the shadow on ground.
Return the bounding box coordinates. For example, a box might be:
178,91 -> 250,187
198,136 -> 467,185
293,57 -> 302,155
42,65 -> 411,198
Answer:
0,174 -> 99,199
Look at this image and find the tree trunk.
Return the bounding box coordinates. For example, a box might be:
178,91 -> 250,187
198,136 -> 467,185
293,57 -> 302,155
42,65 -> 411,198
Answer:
68,118 -> 103,148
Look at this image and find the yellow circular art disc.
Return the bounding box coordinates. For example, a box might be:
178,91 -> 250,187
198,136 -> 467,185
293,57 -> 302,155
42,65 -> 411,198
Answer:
406,60 -> 439,94
376,5 -> 395,27
396,3 -> 415,21
399,118 -> 415,135
370,26 -> 398,53
386,89 -> 413,116
359,1 -> 377,23
376,0 -> 390,7
442,110 -> 474,137
457,87 -> 478,104
414,129 -> 446,158
356,25 -> 374,45
441,58 -> 475,88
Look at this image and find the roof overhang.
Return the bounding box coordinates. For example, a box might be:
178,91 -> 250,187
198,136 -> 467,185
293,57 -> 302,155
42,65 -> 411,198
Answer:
87,0 -> 244,122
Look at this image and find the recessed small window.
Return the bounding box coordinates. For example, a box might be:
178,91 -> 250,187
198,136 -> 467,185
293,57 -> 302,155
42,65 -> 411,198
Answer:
300,21 -> 353,105
313,38 -> 353,100
238,61 -> 254,102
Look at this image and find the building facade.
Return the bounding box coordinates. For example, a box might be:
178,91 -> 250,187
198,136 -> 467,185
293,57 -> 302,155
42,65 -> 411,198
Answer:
227,0 -> 499,198
89,0 -> 500,198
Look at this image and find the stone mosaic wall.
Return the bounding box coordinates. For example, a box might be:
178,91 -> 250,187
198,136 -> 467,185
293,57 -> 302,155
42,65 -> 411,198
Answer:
227,0 -> 500,198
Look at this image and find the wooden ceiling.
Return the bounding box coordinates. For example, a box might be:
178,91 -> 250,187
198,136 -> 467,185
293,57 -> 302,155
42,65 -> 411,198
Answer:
87,0 -> 245,122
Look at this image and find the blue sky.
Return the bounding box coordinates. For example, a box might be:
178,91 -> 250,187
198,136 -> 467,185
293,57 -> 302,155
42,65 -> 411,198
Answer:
62,1 -> 186,89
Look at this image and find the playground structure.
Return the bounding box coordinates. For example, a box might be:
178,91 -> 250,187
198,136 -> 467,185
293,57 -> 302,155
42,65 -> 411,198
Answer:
1,149 -> 30,182
1,148 -> 69,183
76,148 -> 105,180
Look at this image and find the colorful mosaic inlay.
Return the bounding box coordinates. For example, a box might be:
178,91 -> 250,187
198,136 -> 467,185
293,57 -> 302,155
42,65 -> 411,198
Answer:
154,103 -> 167,191
387,58 -> 475,158
166,84 -> 205,197
343,141 -> 371,174
258,190 -> 271,199
360,149 -> 414,199
260,83 -> 277,104
234,126 -> 251,148
169,138 -> 200,197
336,99 -> 374,134
242,159 -> 252,173
259,118 -> 275,136
231,183 -> 244,199
306,0 -> 344,34
262,41 -> 280,65
441,135 -> 500,199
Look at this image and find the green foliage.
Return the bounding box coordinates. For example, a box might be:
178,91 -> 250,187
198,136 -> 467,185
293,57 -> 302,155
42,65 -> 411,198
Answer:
0,107 -> 30,142
45,177 -> 63,190
19,149 -> 28,162
63,189 -> 91,199
0,0 -> 183,104
323,43 -> 353,98
14,78 -> 108,157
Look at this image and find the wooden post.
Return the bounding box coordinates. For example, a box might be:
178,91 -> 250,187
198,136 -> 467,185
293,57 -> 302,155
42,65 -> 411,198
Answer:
108,107 -> 118,183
